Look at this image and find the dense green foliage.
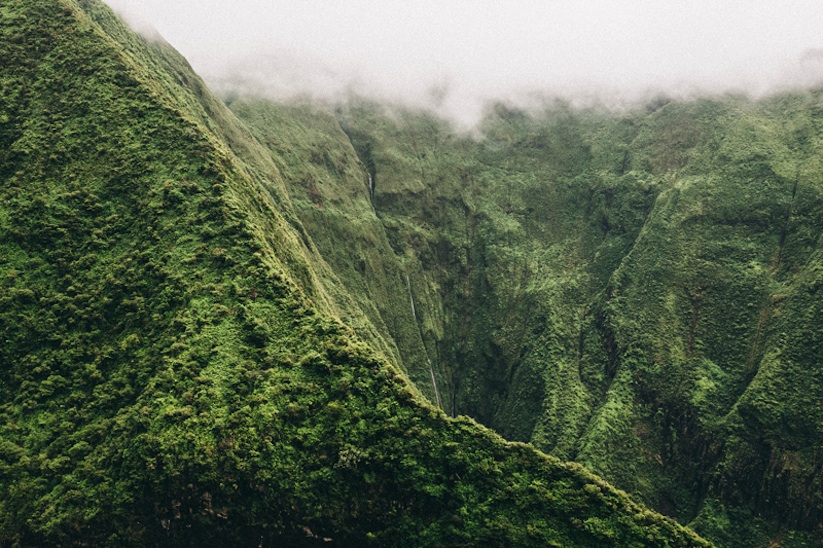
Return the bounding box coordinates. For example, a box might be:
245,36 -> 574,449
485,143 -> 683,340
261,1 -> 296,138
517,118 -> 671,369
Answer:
229,82 -> 823,545
232,91 -> 823,546
0,0 -> 713,546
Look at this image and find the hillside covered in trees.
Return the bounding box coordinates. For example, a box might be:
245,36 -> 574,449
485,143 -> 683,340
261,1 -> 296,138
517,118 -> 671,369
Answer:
0,0 -> 821,546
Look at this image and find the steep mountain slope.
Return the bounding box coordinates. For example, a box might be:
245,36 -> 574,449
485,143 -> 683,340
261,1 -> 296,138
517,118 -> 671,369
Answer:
225,100 -> 443,402
230,93 -> 823,545
0,0 -> 710,545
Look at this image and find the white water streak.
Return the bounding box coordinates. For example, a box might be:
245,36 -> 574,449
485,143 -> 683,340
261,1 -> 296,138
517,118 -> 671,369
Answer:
406,273 -> 441,408
406,273 -> 417,321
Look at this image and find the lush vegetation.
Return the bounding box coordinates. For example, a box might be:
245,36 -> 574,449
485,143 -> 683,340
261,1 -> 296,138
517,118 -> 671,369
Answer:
3,0 -> 822,545
231,85 -> 823,544
0,0 -> 714,546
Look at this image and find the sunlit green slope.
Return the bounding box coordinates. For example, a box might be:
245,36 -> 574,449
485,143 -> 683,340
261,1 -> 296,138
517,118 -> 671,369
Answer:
233,92 -> 823,545
0,0 -> 711,545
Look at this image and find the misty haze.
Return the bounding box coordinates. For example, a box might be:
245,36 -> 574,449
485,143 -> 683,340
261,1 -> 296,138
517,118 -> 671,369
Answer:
106,0 -> 823,123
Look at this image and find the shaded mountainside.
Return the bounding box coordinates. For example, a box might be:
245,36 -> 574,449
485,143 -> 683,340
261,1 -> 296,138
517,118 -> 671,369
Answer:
230,94 -> 823,544
0,0 -> 711,546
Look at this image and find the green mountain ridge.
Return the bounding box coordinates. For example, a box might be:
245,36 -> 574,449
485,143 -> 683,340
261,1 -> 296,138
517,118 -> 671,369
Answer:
0,0 -> 820,545
0,0 -> 711,545
234,90 -> 823,542
227,93 -> 823,543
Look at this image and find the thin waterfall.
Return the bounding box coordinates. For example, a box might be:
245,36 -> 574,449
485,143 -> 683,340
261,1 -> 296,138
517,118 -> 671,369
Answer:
427,358 -> 441,408
406,273 -> 441,408
406,273 -> 417,321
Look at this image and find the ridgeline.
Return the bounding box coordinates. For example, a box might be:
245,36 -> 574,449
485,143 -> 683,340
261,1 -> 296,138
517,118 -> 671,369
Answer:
0,0 -> 820,546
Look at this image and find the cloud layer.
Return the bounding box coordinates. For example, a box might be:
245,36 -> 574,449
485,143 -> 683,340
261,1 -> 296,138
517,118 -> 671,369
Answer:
106,0 -> 823,122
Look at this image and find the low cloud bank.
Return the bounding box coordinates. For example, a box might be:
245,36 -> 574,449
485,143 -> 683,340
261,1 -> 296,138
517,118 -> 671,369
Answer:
106,0 -> 823,126
197,48 -> 823,128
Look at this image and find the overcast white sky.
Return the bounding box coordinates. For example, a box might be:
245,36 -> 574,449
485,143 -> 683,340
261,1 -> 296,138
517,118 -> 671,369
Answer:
106,0 -> 823,121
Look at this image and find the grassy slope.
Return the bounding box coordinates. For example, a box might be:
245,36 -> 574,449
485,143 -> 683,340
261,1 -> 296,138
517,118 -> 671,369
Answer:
233,93 -> 823,546
0,0 -> 710,545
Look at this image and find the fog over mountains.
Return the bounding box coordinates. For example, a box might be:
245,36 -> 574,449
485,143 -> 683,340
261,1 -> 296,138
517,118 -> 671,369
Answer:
4,0 -> 823,544
106,0 -> 823,123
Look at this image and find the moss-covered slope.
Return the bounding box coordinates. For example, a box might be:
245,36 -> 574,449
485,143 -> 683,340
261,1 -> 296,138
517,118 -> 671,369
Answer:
0,0 -> 710,545
247,93 -> 823,545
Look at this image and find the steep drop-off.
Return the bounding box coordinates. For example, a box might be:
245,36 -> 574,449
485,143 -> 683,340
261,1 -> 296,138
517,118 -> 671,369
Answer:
0,0 -> 711,546
229,92 -> 823,545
